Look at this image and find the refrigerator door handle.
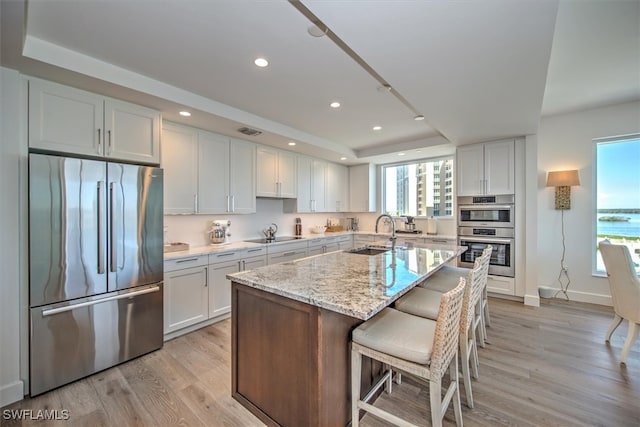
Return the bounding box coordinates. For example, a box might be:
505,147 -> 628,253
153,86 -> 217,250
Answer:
97,181 -> 105,274
110,182 -> 117,273
41,286 -> 161,317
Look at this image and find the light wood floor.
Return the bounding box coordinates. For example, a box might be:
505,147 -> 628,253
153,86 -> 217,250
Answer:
3,298 -> 639,426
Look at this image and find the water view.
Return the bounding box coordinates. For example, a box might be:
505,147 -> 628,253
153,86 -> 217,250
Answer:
597,213 -> 640,239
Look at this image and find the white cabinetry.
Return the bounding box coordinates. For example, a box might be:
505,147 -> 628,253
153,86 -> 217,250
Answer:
162,123 -> 198,214
199,133 -> 256,214
266,240 -> 308,264
349,164 -> 376,212
162,122 -> 256,214
29,78 -> 160,164
256,146 -> 296,198
208,247 -> 267,318
457,140 -> 514,196
486,275 -> 515,296
284,156 -> 327,213
327,162 -> 349,212
163,256 -> 209,334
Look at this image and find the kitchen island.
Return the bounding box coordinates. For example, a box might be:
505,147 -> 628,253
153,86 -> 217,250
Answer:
228,244 -> 463,427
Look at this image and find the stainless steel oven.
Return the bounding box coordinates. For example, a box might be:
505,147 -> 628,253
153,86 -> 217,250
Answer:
458,194 -> 514,228
458,227 -> 514,277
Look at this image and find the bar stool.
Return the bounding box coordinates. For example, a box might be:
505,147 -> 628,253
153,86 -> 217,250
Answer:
395,259 -> 484,408
350,278 -> 466,427
419,246 -> 492,347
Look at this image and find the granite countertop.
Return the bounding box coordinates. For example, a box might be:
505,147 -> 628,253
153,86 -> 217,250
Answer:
163,230 -> 458,261
228,244 -> 465,320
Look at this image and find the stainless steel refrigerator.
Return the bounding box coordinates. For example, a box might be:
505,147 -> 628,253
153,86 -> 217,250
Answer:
29,153 -> 164,396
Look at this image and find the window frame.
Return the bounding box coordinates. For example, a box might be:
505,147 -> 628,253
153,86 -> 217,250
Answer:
592,133 -> 640,277
381,154 -> 456,219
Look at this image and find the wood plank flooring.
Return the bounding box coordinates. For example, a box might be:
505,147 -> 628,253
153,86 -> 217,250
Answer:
2,298 -> 639,426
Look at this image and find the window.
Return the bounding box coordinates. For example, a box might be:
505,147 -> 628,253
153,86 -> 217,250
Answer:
595,135 -> 640,274
382,157 -> 455,217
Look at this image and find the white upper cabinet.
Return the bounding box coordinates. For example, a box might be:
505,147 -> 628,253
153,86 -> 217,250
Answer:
284,155 -> 327,213
162,123 -> 198,214
327,162 -> 349,212
198,131 -> 230,214
256,145 -> 296,198
457,139 -> 515,196
162,122 -> 255,215
228,138 -> 256,214
311,158 -> 328,212
349,163 -> 377,212
29,78 -> 160,164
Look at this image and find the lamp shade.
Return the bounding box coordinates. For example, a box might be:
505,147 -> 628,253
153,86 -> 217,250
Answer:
546,170 -> 580,187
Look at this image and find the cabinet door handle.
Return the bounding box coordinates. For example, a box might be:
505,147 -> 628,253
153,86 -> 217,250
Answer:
231,195 -> 235,212
216,252 -> 236,257
204,267 -> 208,287
176,257 -> 200,264
97,129 -> 102,154
226,195 -> 230,212
194,194 -> 198,213
107,130 -> 112,155
241,260 -> 246,270
283,251 -> 296,257
247,248 -> 263,253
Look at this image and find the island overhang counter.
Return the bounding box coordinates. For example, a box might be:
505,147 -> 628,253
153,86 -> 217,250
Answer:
228,245 -> 463,427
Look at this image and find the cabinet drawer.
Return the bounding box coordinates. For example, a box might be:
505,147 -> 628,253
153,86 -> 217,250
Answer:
486,275 -> 515,295
267,249 -> 308,264
209,250 -> 243,263
164,255 -> 208,272
267,240 -> 308,254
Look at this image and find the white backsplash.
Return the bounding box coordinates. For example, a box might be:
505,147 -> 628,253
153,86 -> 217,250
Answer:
164,199 -> 458,247
164,198 -> 348,247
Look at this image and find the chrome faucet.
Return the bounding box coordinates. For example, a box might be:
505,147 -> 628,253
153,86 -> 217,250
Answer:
375,214 -> 397,250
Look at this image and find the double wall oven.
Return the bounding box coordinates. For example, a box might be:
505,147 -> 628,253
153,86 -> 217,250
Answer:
458,195 -> 515,277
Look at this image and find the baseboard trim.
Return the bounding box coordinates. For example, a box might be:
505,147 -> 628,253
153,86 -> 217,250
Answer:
538,287 -> 612,306
0,380 -> 24,408
524,294 -> 540,307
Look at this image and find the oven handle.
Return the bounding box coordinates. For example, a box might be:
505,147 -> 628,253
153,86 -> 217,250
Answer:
459,237 -> 513,245
459,205 -> 513,210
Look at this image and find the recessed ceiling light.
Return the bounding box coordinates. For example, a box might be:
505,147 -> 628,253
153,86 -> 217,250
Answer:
288,141 -> 296,146
340,156 -> 347,161
373,126 -> 382,131
398,152 -> 406,156
330,101 -> 341,108
179,111 -> 191,117
307,24 -> 328,37
254,57 -> 269,67
414,115 -> 425,121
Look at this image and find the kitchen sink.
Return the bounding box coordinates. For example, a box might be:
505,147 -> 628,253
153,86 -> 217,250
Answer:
346,246 -> 390,256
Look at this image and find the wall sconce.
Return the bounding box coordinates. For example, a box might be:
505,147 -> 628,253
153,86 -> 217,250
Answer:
546,169 -> 581,209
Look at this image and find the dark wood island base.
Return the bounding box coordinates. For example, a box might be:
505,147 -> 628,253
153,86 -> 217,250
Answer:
232,282 -> 380,427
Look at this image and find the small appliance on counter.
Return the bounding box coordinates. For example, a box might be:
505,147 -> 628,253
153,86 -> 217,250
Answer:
209,220 -> 231,244
396,216 -> 422,234
295,217 -> 302,236
426,217 -> 437,235
263,223 -> 278,241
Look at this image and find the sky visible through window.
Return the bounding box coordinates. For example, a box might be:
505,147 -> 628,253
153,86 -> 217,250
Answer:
597,138 -> 640,209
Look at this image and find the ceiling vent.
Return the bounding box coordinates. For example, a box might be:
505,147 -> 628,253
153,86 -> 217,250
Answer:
237,127 -> 262,137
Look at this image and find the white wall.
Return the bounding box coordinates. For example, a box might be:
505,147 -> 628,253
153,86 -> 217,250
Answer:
164,199 -> 350,247
537,100 -> 640,305
0,67 -> 25,406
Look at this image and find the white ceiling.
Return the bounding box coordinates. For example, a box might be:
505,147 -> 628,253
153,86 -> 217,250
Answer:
1,0 -> 639,165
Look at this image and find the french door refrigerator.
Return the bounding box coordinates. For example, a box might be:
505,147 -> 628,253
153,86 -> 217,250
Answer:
29,153 -> 164,396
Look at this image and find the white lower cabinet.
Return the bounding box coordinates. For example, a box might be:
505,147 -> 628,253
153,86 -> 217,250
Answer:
209,248 -> 267,318
486,275 -> 515,295
164,256 -> 209,334
267,240 -> 308,264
